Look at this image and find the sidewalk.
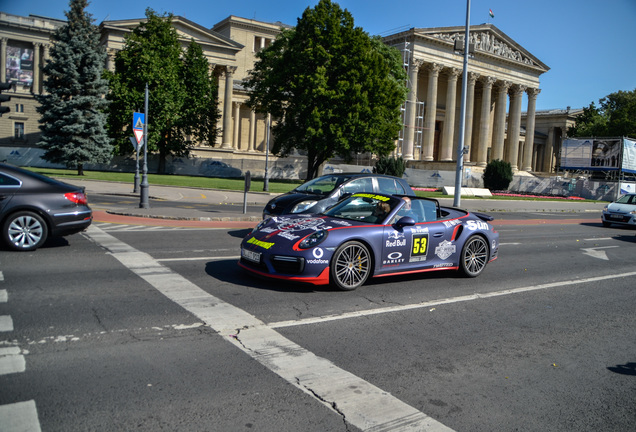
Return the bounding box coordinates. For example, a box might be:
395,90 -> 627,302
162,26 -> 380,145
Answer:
62,178 -> 606,224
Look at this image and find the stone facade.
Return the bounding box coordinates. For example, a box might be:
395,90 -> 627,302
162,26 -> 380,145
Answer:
1,11 -> 567,174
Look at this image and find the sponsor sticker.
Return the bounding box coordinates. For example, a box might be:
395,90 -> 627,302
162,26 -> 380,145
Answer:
466,220 -> 490,231
383,251 -> 405,265
352,193 -> 390,202
247,236 -> 275,250
435,240 -> 456,260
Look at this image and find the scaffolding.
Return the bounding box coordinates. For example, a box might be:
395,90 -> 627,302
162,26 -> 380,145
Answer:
396,40 -> 425,160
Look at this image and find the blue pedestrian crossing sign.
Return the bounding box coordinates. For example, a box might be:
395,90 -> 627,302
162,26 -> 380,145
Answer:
133,112 -> 145,144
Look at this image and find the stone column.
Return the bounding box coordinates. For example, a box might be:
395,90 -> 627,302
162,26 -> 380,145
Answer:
440,68 -> 459,161
422,63 -> 442,161
33,43 -> 41,94
476,76 -> 496,167
1,38 -> 8,83
403,59 -> 423,160
492,80 -> 511,161
506,84 -> 526,170
543,127 -> 555,172
232,101 -> 241,150
221,66 -> 236,149
522,88 -> 541,171
248,110 -> 257,152
462,72 -> 479,163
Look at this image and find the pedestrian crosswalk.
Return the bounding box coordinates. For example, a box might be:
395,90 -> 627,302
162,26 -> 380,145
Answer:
92,222 -> 216,232
0,272 -> 42,432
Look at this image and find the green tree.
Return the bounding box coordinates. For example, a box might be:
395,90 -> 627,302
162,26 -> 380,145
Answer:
483,159 -> 513,191
105,9 -> 219,173
180,40 -> 221,147
569,89 -> 636,138
245,0 -> 407,180
36,0 -> 112,175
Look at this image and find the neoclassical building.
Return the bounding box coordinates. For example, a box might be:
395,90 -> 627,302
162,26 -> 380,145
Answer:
1,10 -> 573,174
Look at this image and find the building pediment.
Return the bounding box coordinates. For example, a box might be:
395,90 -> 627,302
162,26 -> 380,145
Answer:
100,16 -> 243,53
415,24 -> 549,72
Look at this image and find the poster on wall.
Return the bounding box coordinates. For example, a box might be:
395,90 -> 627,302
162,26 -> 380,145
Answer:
622,138 -> 636,174
561,138 -> 623,171
5,46 -> 34,86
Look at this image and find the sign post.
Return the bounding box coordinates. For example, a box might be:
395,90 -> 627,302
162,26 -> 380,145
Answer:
140,84 -> 150,209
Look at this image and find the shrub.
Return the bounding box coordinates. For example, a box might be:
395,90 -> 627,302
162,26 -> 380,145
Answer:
373,156 -> 406,178
483,159 -> 513,191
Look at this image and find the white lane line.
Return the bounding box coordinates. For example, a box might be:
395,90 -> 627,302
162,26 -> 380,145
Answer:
0,347 -> 25,375
0,400 -> 41,432
0,270 -> 4,281
0,289 -> 7,303
156,256 -> 239,262
0,315 -> 14,332
269,270 -> 636,329
84,225 -> 453,432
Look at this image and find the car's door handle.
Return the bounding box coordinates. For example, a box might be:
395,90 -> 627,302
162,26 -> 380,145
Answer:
433,232 -> 444,237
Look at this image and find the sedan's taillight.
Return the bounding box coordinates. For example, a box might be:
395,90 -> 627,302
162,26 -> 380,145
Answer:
64,192 -> 88,205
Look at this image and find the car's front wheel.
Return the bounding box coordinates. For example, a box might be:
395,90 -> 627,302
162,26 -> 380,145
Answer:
459,235 -> 489,277
330,241 -> 371,291
2,211 -> 48,251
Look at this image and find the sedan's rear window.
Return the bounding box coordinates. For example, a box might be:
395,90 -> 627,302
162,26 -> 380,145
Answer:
0,173 -> 21,187
377,177 -> 405,195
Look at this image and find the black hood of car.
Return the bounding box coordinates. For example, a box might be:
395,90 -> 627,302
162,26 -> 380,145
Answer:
264,191 -> 328,215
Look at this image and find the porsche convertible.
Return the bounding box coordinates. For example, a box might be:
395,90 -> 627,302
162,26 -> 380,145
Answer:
239,193 -> 499,290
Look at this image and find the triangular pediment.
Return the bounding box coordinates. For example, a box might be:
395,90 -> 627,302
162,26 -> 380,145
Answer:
101,16 -> 243,52
413,24 -> 549,72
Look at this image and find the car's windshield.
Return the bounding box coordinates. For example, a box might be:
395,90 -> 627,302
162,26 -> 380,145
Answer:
616,194 -> 636,204
323,193 -> 400,224
294,175 -> 351,195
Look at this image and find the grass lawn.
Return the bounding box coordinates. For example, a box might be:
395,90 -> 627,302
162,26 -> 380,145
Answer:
26,167 -> 601,202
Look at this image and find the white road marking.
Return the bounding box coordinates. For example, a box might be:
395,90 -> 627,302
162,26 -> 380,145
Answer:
0,270 -> 4,281
0,289 -> 7,303
156,256 -> 239,262
0,400 -> 41,432
0,315 -> 14,332
583,237 -> 614,241
268,270 -> 636,329
84,225 -> 454,432
498,242 -> 521,245
581,246 -> 619,261
0,347 -> 25,375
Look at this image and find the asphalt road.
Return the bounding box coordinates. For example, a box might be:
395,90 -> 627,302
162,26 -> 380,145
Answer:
1,211 -> 635,431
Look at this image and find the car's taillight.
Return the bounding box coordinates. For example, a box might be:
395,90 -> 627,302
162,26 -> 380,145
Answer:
64,192 -> 88,205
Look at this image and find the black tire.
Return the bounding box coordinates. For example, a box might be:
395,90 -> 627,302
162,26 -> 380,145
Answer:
330,241 -> 371,291
2,211 -> 48,251
459,235 -> 489,278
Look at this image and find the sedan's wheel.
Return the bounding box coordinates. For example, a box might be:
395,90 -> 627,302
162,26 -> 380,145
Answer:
330,241 -> 371,291
459,235 -> 489,277
2,211 -> 48,251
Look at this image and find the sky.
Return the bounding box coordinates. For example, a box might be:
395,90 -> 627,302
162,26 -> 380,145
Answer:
1,0 -> 635,111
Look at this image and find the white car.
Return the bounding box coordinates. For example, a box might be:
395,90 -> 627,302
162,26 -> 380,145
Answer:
601,193 -> 636,227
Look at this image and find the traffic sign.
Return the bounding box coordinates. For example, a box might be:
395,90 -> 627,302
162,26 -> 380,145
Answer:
133,112 -> 145,144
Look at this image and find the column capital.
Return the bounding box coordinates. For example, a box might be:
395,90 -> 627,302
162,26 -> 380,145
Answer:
527,87 -> 541,99
468,72 -> 480,84
427,62 -> 443,74
446,67 -> 460,78
481,76 -> 496,87
510,84 -> 527,96
496,80 -> 512,92
411,58 -> 425,70
223,65 -> 237,77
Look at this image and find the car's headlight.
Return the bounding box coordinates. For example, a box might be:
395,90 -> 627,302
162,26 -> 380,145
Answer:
291,200 -> 318,213
299,230 -> 328,249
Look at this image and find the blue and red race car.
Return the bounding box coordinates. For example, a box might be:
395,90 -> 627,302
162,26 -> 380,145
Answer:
239,192 -> 499,290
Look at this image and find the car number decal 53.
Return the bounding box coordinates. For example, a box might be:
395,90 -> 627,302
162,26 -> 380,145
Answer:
410,233 -> 428,262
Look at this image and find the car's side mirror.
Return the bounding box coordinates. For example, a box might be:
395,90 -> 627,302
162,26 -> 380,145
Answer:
394,216 -> 415,228
338,192 -> 352,202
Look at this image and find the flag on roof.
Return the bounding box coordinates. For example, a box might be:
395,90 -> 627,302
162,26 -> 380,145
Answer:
489,9 -> 495,18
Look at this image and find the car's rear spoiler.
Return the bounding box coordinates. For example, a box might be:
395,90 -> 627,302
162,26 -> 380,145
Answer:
473,212 -> 494,222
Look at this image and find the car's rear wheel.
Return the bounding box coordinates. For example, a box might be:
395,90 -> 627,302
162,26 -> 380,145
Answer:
459,235 -> 489,277
330,241 -> 371,291
2,211 -> 48,251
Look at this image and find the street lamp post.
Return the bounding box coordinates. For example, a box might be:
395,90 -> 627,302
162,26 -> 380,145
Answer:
453,0 -> 471,208
140,83 -> 150,209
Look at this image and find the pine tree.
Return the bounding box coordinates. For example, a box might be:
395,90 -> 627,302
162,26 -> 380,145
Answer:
36,0 -> 112,175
